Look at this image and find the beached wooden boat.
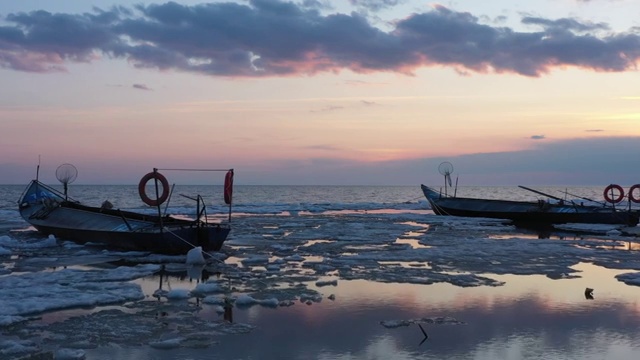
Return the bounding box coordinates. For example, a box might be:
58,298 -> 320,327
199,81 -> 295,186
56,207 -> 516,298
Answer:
18,167 -> 234,255
421,184 -> 640,226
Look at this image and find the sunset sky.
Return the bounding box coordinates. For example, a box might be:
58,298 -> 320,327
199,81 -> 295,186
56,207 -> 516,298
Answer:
1,0 -> 639,185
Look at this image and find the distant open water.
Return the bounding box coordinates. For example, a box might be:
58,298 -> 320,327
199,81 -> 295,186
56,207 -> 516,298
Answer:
0,184 -> 626,209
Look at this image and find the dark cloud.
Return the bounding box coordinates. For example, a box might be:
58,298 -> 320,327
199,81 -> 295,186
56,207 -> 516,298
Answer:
311,105 -> 344,112
521,16 -> 609,32
585,129 -> 604,132
349,0 -> 404,12
132,83 -> 152,90
1,1 -> 640,77
531,135 -> 546,140
300,0 -> 333,11
303,144 -> 341,151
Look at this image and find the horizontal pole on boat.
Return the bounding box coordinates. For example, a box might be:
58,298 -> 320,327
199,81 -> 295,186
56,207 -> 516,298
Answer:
560,190 -> 606,206
518,185 -> 564,201
157,168 -> 232,172
179,193 -> 198,201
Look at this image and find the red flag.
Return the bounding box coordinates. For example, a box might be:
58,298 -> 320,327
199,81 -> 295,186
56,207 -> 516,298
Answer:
224,169 -> 234,205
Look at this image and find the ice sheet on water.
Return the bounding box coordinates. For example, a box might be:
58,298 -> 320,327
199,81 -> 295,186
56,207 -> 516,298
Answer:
554,223 -> 625,235
0,339 -> 39,357
191,282 -> 226,298
20,302 -> 255,351
186,246 -> 205,265
165,289 -> 191,300
316,279 -> 338,287
0,316 -> 28,327
615,272 -> 640,286
241,255 -> 270,266
235,294 -> 279,308
149,337 -> 183,349
0,264 -> 160,319
55,348 -> 86,359
3,198 -> 640,344
221,211 -> 640,289
0,234 -> 57,250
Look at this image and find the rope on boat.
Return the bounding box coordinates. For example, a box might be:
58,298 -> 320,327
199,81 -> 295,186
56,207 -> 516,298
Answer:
430,200 -> 453,217
161,226 -> 225,264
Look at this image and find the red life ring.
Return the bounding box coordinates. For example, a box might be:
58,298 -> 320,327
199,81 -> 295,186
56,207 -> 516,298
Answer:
629,184 -> 640,203
603,184 -> 624,204
138,172 -> 170,206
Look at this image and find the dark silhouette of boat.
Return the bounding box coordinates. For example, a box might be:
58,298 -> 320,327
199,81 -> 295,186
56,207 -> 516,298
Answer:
421,184 -> 640,226
18,164 -> 234,255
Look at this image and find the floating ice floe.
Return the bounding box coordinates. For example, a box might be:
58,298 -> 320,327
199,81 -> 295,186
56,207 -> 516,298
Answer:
55,348 -> 86,359
380,317 -> 466,328
186,246 -> 205,265
0,315 -> 27,327
241,255 -> 271,266
0,234 -> 58,250
284,254 -> 304,262
191,281 -> 226,295
235,294 -> 279,308
0,264 -> 160,320
615,272 -> 640,286
149,337 -> 184,350
554,223 -> 624,235
606,229 -> 622,236
202,295 -> 227,305
166,289 -> 191,300
0,339 -> 40,356
316,279 -> 338,287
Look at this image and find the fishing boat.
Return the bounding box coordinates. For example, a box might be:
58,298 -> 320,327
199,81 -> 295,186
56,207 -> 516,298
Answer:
421,184 -> 640,226
18,164 -> 234,255
421,162 -> 640,226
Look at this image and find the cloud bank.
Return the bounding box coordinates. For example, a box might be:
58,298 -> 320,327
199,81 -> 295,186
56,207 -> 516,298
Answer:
1,0 -> 639,77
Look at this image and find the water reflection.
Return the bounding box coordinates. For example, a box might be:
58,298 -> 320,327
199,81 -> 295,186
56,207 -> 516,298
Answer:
83,264 -> 640,360
491,227 -> 640,251
223,297 -> 234,323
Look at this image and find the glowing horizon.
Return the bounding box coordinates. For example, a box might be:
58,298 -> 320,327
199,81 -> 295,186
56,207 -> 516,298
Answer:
1,1 -> 639,185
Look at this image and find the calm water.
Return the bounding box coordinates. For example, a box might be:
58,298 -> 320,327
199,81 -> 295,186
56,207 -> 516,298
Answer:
0,183 -> 625,210
1,183 -> 640,359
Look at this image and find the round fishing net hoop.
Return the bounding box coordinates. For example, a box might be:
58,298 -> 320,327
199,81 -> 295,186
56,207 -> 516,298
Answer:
438,162 -> 453,176
56,163 -> 78,185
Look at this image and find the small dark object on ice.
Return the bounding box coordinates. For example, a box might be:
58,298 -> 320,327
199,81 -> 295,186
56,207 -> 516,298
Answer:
418,323 -> 428,345
585,287 -> 594,300
101,200 -> 113,210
